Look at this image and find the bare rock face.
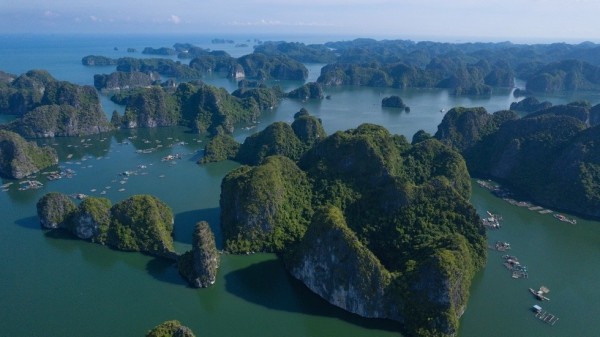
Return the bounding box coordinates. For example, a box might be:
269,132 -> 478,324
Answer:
36,192 -> 77,229
178,221 -> 219,288
0,130 -> 58,179
70,197 -> 111,240
288,207 -> 395,320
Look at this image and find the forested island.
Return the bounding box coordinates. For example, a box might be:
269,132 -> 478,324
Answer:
435,101 -> 600,217
146,320 -> 196,337
85,38 -> 600,96
0,69 -> 111,137
0,68 -> 326,139
0,130 -> 57,179
83,51 -> 308,86
36,193 -> 219,288
214,111 -> 486,337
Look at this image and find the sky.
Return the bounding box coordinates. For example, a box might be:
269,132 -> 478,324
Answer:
1,0 -> 599,43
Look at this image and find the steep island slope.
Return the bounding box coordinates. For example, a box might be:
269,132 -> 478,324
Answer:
0,129 -> 58,179
0,69 -> 111,137
220,122 -> 486,337
435,102 -> 600,217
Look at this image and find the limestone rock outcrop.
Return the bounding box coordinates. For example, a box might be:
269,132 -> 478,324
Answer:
0,130 -> 58,179
178,221 -> 219,288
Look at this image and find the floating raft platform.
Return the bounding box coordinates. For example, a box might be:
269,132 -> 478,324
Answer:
533,305 -> 559,326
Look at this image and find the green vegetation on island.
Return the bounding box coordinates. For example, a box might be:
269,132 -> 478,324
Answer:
381,95 -> 409,110
235,122 -> 306,165
93,71 -> 160,91
36,194 -> 176,258
526,60 -> 600,93
317,59 -> 509,95
108,195 -> 175,256
286,82 -> 324,100
178,221 -> 219,288
0,129 -> 58,179
435,102 -> 600,217
189,52 -> 308,81
0,70 -> 111,138
142,47 -> 177,56
110,82 -> 281,136
221,155 -> 314,253
36,192 -> 77,229
199,108 -> 325,165
253,41 -> 338,63
83,50 -> 308,82
199,134 -> 240,164
71,196 -> 112,241
76,39 -> 600,97
509,96 -> 553,113
146,320 -> 196,337
219,121 -> 486,337
37,193 -> 221,287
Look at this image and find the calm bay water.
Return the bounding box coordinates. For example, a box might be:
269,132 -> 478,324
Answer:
0,34 -> 599,337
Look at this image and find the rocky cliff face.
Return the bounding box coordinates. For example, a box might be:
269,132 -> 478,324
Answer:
0,70 -> 54,116
121,86 -> 179,129
220,122 -> 486,337
0,130 -> 58,179
288,207 -> 395,319
36,193 -> 177,257
435,107 -> 517,152
71,197 -> 112,240
36,192 -> 77,229
2,74 -> 112,138
439,103 -> 600,218
220,156 -> 313,253
178,221 -> 219,288
13,102 -> 111,138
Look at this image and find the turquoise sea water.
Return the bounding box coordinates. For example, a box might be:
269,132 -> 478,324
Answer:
1,34 -> 599,337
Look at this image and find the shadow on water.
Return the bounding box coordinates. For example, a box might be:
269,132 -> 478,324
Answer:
188,151 -> 203,163
224,258 -> 403,334
145,257 -> 188,287
14,215 -> 42,230
174,208 -> 221,247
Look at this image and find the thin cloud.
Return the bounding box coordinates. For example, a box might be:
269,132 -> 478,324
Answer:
43,10 -> 58,18
169,14 -> 181,24
229,19 -> 334,27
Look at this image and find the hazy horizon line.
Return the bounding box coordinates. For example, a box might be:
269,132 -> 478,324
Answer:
0,31 -> 598,46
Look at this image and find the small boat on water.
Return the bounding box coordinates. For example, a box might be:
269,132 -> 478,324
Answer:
494,241 -> 511,251
529,286 -> 550,301
553,213 -> 576,225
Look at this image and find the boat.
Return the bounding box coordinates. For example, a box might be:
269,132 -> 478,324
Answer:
529,286 -> 550,301
553,213 -> 576,225
495,241 -> 511,251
